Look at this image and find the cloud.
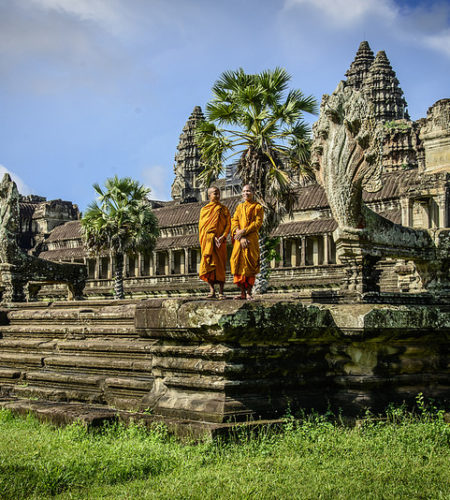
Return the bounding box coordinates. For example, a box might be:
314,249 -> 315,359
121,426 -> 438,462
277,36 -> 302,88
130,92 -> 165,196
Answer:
141,165 -> 172,201
284,0 -> 395,27
0,165 -> 32,195
423,29 -> 450,58
282,0 -> 450,59
28,0 -> 127,34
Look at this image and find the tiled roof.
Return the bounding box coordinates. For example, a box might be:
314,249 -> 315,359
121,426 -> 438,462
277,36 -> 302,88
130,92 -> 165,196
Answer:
363,170 -> 419,202
38,247 -> 87,260
153,197 -> 242,228
156,233 -> 200,250
273,219 -> 337,237
46,221 -> 83,241
378,208 -> 402,224
293,183 -> 329,210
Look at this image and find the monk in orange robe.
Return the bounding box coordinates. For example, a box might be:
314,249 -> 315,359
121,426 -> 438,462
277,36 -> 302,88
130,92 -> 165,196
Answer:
199,186 -> 231,299
230,184 -> 264,300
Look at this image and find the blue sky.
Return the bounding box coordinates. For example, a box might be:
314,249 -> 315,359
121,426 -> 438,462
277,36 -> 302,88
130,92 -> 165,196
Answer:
1,0 -> 449,210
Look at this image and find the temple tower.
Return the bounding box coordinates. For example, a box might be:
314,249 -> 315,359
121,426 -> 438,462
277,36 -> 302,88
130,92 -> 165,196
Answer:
344,41 -> 375,90
171,106 -> 205,203
363,50 -> 409,122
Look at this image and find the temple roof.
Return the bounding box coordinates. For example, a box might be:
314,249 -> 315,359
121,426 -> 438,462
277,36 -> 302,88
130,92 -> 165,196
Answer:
345,40 -> 375,90
46,220 -> 82,241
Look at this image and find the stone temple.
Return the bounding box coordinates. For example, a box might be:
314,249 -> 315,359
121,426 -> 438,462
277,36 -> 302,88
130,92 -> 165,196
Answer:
9,41 -> 448,301
0,42 -> 449,430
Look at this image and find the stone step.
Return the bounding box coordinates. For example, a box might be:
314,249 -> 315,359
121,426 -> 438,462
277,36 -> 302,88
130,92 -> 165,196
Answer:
0,324 -> 138,339
0,367 -> 22,380
0,396 -> 286,440
2,368 -> 154,408
11,384 -> 103,403
4,303 -> 136,323
0,338 -> 155,355
43,355 -> 152,372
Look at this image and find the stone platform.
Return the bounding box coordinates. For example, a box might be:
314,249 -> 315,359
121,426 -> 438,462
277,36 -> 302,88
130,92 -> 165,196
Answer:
0,297 -> 448,434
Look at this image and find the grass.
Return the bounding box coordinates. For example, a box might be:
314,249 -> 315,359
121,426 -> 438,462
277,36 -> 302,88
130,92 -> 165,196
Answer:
0,398 -> 449,499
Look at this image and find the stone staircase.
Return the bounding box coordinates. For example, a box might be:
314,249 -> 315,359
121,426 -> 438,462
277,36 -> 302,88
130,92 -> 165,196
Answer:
0,300 -> 155,410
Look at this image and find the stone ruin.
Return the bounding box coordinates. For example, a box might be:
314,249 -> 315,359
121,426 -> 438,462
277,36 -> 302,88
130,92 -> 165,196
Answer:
0,174 -> 87,302
312,82 -> 450,301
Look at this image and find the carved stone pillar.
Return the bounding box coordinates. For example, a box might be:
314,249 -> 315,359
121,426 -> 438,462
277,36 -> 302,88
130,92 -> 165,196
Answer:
279,238 -> 285,267
94,257 -> 100,280
436,193 -> 448,228
300,236 -> 306,266
184,248 -> 189,274
291,240 -> 297,267
312,238 -> 319,266
196,249 -> 201,273
324,234 -> 330,265
166,251 -> 172,275
400,197 -> 411,227
0,264 -> 26,302
107,256 -> 113,279
136,253 -> 143,277
334,229 -> 382,298
180,249 -> 185,274
151,251 -> 157,276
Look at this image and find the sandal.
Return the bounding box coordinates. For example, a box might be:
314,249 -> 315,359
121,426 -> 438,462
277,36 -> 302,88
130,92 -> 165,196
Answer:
206,293 -> 216,299
217,294 -> 226,300
233,295 -> 246,300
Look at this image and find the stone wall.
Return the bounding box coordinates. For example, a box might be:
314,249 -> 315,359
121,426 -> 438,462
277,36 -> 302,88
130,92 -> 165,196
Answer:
0,298 -> 448,424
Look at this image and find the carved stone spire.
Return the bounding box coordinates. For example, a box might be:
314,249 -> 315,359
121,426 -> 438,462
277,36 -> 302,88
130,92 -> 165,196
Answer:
171,106 -> 205,202
345,41 -> 375,90
363,50 -> 409,122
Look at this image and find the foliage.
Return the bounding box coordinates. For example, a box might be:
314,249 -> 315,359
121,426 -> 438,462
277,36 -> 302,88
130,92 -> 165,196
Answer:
80,175 -> 159,298
81,175 -> 159,257
383,120 -> 411,131
195,67 -> 318,233
0,399 -> 449,499
265,236 -> 281,264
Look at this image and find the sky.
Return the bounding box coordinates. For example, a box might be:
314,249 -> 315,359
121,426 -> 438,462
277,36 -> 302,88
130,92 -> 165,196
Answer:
0,0 -> 449,211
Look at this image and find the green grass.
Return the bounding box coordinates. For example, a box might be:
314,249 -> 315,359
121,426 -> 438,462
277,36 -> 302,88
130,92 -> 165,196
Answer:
1,401 -> 449,499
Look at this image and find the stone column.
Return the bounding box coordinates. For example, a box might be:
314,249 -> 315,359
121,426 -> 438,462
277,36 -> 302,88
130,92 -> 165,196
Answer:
94,257 -> 100,279
323,234 -> 330,265
312,238 -> 319,266
436,193 -> 448,228
300,236 -> 306,266
107,255 -> 113,279
400,197 -> 411,227
151,251 -> 157,276
137,253 -> 143,277
196,249 -> 201,273
123,254 -> 129,277
166,251 -> 172,275
184,248 -> 189,274
180,249 -> 186,274
279,238 -> 285,267
291,240 -> 297,267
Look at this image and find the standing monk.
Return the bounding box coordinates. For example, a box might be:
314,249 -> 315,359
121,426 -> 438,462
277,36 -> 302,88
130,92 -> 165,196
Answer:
230,184 -> 264,300
199,186 -> 231,299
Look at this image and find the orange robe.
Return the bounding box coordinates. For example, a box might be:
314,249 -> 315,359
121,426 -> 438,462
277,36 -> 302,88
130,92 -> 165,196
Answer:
199,201 -> 231,283
230,201 -> 264,287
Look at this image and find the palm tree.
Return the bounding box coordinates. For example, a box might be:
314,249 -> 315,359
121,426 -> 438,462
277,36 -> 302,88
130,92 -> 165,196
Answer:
81,176 -> 159,299
195,67 -> 318,292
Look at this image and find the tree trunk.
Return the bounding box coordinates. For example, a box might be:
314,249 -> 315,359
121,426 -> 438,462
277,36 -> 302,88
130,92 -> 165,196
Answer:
255,233 -> 269,294
114,253 -> 125,299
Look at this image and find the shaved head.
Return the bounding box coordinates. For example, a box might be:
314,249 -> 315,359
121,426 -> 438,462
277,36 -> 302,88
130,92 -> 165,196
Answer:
208,186 -> 220,195
208,185 -> 221,202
